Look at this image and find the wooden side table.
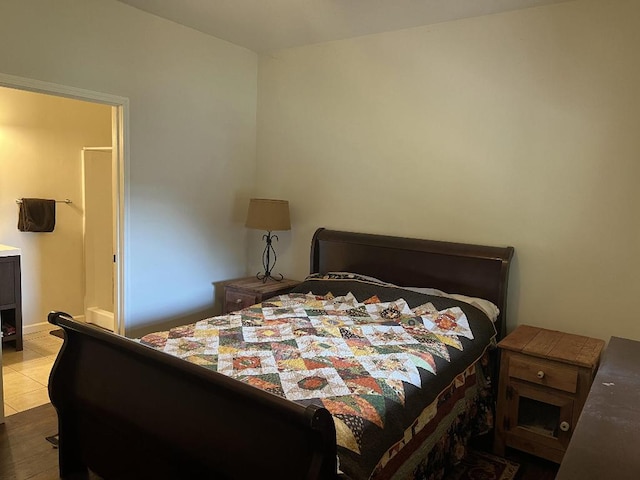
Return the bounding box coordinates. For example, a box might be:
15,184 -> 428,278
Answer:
494,325 -> 604,463
223,277 -> 301,314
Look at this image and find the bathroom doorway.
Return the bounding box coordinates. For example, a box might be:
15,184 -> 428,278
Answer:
0,72 -> 128,336
0,73 -> 127,417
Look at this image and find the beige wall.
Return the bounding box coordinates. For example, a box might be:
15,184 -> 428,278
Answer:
0,87 -> 111,328
3,0 -> 637,342
0,0 -> 258,334
256,0 -> 640,342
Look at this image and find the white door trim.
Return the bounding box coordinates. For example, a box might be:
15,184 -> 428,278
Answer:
0,72 -> 129,336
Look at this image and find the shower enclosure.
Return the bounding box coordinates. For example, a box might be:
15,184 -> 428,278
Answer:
82,147 -> 115,331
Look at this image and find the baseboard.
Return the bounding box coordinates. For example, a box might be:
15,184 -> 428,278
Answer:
22,322 -> 54,335
23,315 -> 85,335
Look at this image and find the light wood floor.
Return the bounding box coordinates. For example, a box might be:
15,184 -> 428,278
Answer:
2,327 -> 63,416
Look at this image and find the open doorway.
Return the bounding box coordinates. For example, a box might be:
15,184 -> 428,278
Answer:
0,72 -> 127,336
0,73 -> 127,417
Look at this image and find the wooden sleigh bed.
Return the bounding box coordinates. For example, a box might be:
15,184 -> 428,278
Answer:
48,228 -> 514,479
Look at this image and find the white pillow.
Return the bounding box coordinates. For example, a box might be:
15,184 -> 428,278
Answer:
306,272 -> 394,286
402,287 -> 500,323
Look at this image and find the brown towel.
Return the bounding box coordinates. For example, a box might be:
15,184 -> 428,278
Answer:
18,198 -> 56,232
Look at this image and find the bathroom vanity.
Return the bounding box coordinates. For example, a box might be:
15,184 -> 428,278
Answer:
0,245 -> 22,351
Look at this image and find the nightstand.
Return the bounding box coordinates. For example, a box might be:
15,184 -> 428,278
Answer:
223,277 -> 301,314
494,325 -> 604,463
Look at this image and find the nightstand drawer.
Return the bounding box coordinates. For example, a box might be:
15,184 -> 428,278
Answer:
225,290 -> 259,313
509,354 -> 578,394
221,277 -> 301,314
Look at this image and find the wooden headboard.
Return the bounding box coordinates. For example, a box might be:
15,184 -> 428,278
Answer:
310,228 -> 514,339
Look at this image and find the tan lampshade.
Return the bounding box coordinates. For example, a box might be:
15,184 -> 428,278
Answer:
245,198 -> 291,231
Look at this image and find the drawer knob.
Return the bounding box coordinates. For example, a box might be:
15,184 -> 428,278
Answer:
235,298 -> 243,304
537,370 -> 545,379
560,421 -> 570,432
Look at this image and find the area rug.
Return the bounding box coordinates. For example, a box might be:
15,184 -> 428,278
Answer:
447,449 -> 520,480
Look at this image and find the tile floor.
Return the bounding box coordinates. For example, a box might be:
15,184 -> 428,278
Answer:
2,326 -> 62,416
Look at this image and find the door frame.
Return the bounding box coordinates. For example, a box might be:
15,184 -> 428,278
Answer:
0,72 -> 129,336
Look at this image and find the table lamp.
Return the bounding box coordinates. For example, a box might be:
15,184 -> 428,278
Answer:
245,198 -> 291,282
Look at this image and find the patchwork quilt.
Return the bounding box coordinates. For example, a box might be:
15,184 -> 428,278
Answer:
139,277 -> 497,480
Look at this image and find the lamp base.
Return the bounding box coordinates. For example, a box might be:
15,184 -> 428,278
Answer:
256,272 -> 284,283
257,231 -> 283,283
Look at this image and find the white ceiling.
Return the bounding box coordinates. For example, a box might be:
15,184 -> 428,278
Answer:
117,0 -> 574,52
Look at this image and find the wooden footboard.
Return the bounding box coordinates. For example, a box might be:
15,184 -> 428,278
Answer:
48,311 -> 338,480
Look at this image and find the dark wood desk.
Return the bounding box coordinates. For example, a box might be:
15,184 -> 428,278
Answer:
555,336 -> 640,479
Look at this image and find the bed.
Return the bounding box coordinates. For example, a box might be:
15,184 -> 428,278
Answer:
48,228 -> 514,479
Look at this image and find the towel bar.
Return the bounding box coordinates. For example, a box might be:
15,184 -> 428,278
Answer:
16,198 -> 72,204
